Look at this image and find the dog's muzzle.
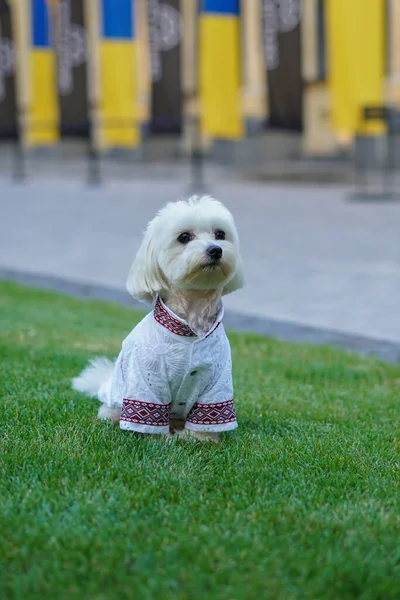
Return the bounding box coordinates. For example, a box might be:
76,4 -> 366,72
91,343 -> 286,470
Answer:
206,245 -> 223,264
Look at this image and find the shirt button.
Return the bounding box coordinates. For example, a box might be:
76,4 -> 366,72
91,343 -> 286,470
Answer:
190,370 -> 197,376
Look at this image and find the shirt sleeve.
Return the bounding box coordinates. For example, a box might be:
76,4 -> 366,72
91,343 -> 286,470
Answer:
185,351 -> 238,433
118,338 -> 171,435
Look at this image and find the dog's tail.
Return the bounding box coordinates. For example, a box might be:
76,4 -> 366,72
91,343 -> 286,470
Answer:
72,357 -> 114,397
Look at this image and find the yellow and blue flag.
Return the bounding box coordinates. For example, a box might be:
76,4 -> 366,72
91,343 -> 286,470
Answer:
100,0 -> 139,147
199,0 -> 243,140
29,0 -> 59,145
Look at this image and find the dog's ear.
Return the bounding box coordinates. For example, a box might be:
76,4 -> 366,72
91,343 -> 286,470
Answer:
126,224 -> 168,304
222,255 -> 245,296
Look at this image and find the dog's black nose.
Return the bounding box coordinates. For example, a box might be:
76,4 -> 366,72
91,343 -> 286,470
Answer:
206,245 -> 223,260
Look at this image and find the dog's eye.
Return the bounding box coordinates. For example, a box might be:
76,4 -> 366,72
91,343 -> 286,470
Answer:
214,230 -> 225,240
177,232 -> 192,244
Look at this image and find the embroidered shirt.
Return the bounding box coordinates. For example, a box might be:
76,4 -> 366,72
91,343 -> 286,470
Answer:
97,297 -> 237,434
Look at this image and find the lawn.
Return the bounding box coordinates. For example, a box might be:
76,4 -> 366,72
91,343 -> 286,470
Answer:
1,281 -> 400,600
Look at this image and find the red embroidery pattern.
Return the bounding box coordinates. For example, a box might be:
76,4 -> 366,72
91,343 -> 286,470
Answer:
153,298 -> 196,337
153,298 -> 221,338
187,400 -> 236,425
120,399 -> 170,427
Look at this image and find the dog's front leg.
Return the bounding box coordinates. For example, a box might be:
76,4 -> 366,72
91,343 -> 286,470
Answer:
169,418 -> 186,434
98,404 -> 121,423
190,431 -> 220,443
168,418 -> 220,442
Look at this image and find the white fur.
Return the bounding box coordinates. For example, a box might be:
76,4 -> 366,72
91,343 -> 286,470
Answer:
73,196 -> 244,443
72,357 -> 114,397
97,403 -> 121,423
126,195 -> 244,304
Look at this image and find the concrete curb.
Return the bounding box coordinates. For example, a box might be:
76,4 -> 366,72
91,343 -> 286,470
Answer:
1,268 -> 399,364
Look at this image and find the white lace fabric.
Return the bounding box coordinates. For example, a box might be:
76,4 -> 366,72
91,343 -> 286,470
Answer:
98,297 -> 238,434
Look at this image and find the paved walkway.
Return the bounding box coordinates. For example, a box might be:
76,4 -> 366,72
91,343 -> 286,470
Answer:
1,174 -> 400,347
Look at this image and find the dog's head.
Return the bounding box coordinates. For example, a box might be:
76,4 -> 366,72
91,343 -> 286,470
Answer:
126,196 -> 244,303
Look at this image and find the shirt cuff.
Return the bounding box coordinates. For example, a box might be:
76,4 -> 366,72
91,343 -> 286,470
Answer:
120,421 -> 169,435
185,399 -> 238,432
119,398 -> 170,435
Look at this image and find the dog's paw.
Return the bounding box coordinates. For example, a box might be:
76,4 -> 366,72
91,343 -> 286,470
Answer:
189,431 -> 221,443
164,429 -> 220,443
97,404 -> 121,423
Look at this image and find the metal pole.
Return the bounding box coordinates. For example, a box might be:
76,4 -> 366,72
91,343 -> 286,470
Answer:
12,105 -> 26,182
189,113 -> 206,194
354,136 -> 359,196
386,109 -> 398,199
87,101 -> 101,186
87,141 -> 101,186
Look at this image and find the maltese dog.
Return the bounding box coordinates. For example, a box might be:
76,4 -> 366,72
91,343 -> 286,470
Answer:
72,195 -> 244,442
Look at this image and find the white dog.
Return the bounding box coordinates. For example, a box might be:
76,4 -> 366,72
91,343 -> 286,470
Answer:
72,195 -> 244,442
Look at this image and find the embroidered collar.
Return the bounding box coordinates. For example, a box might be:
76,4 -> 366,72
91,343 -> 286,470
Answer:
153,296 -> 223,338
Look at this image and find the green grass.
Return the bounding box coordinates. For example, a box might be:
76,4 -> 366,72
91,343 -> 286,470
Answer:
1,281 -> 400,600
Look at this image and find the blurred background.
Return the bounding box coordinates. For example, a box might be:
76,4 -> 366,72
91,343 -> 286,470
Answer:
1,0 -> 400,357
0,0 -> 399,181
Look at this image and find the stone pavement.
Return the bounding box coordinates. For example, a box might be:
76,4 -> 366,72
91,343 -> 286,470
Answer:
1,173 -> 400,358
